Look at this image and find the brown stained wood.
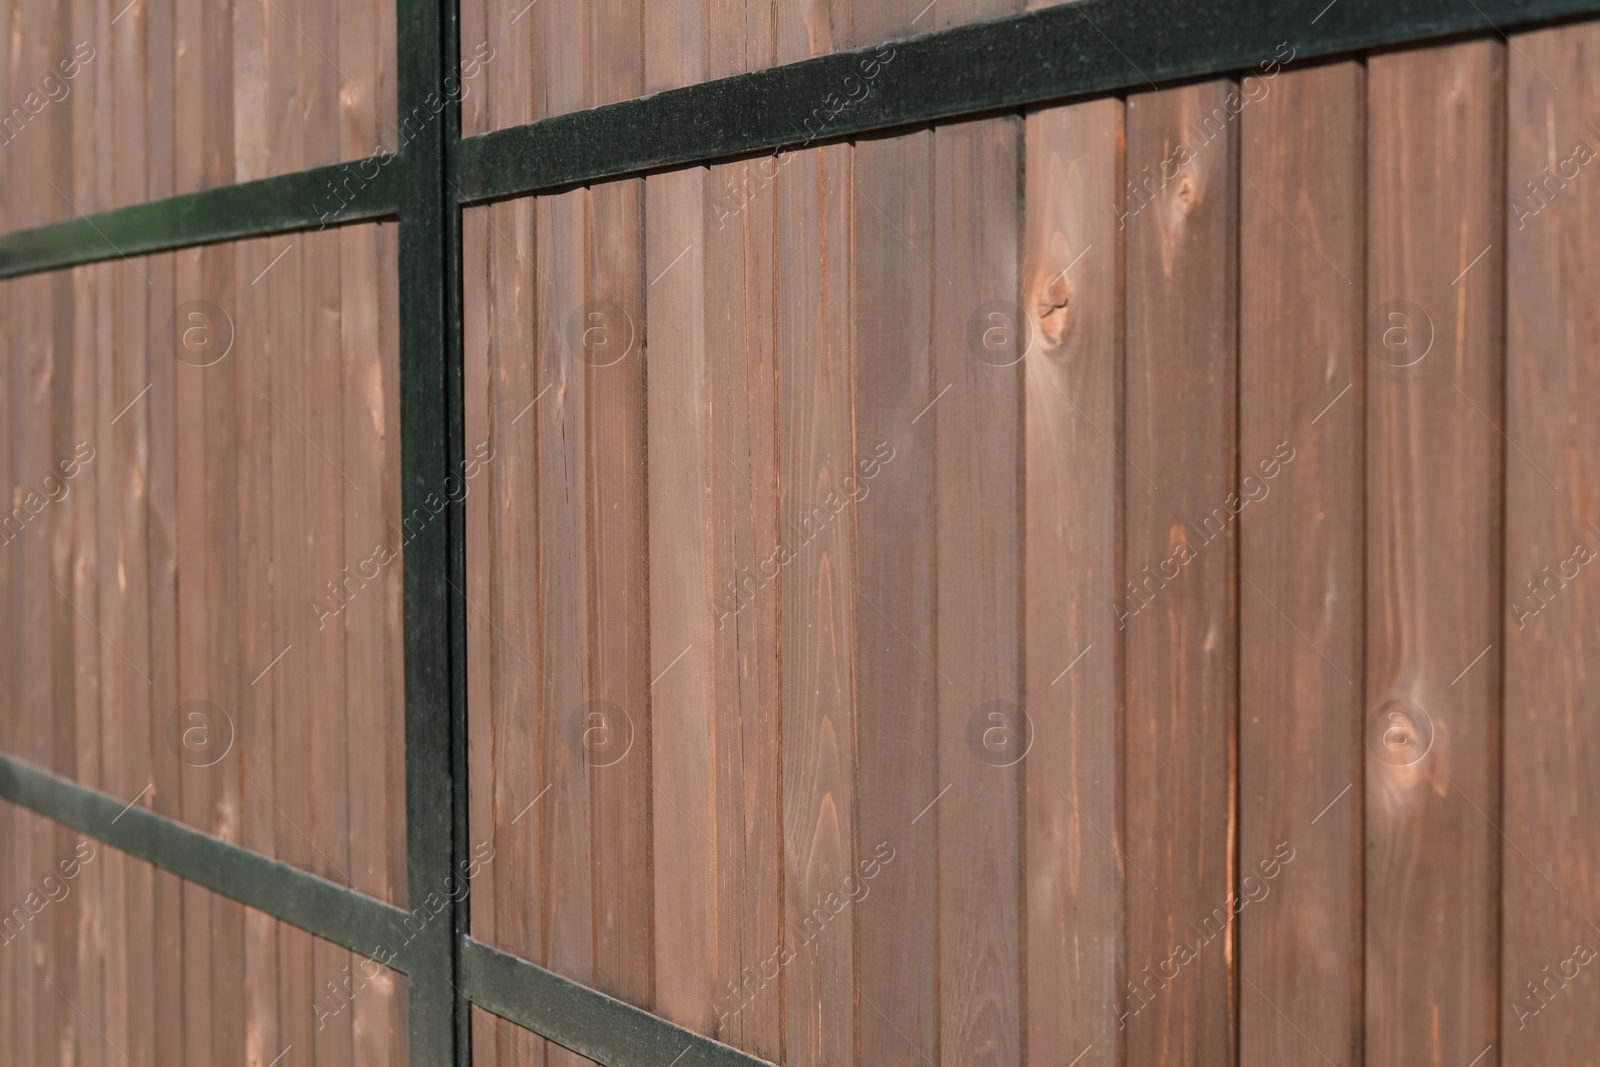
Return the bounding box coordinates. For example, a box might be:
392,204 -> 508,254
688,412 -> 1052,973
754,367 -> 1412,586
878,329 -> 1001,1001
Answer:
585,0 -> 649,1019
172,243 -> 215,1067
1366,41 -> 1503,1067
205,237 -> 247,1067
850,130 -> 938,1066
778,143 -> 857,1067
462,205 -> 501,1067
1503,23 -> 1600,1062
303,223 -> 354,1067
1238,60 -> 1364,1067
146,247 -> 187,1067
266,232 -> 316,1067
1123,80 -> 1238,1067
340,218 -> 398,1066
538,187 -> 598,1067
1022,97 -> 1125,1067
488,194 -> 548,1067
469,44 -> 537,1067
931,116 -> 1023,1067
645,166 -> 718,1037
74,259 -> 107,1067
236,236 -> 283,1067
464,206 -> 499,1067
699,158 -> 784,1061
584,177 -> 654,1015
380,219 -> 408,1066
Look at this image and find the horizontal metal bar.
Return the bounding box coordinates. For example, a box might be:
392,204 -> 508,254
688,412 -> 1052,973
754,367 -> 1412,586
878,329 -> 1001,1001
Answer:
456,0 -> 1599,200
0,751 -> 416,971
459,937 -> 775,1067
0,154 -> 403,280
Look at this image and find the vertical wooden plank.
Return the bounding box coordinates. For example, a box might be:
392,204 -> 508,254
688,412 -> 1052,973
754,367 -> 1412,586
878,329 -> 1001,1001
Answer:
1238,60 -> 1364,1067
850,128 -> 938,1066
267,226 -> 316,1067
106,6 -> 153,1057
0,267 -> 17,1067
339,0 -> 399,1055
488,191 -> 546,1067
67,254 -> 101,1067
537,184 -> 596,1067
145,269 -> 187,1067
1366,40 -> 1507,1067
645,165 -> 717,1037
584,0 -> 650,1020
72,256 -> 106,1067
700,156 -> 786,1061
1502,23 -> 1600,1062
583,174 -> 655,1014
777,141 -> 857,1067
931,116 -> 1023,1067
172,257 -> 215,1067
1366,40 -> 1503,1067
534,17 -> 593,1052
1497,20 -> 1600,1060
143,0 -> 179,1056
304,223 -> 353,1067
772,11 -> 852,1065
342,216 -> 401,1066
256,0 -> 310,1053
846,0 -> 937,1050
643,0 -> 710,1036
462,201 -> 501,1067
1123,80 -> 1238,1067
234,235 -> 283,1067
378,222 -> 407,1066
1022,97 -> 1125,1067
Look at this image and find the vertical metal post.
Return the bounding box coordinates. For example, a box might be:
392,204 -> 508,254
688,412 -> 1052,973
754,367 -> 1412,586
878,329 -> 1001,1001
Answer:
395,0 -> 466,1061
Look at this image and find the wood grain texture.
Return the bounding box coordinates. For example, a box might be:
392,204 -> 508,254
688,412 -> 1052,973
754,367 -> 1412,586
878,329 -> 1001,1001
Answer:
1366,40 -> 1503,1067
538,185 -> 596,1067
1123,79 -> 1239,1067
1502,23 -> 1600,1065
0,219 -> 403,1062
778,142 -> 857,1067
932,115 -> 1023,1067
1238,59 -> 1365,1067
1022,96 -> 1124,1067
850,127 -> 939,1067
0,0 -> 393,228
584,0 -> 649,1017
702,158 -> 784,1062
646,164 -> 718,1039
486,191 -> 546,1067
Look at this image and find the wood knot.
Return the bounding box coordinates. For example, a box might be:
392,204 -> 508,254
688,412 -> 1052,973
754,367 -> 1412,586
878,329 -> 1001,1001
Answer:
1034,271 -> 1071,348
1176,174 -> 1197,213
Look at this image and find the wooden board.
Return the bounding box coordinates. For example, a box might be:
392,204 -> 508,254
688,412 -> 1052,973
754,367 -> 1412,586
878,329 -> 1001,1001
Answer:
1238,61 -> 1364,1067
1123,79 -> 1239,1067
1021,96 -> 1124,1067
1502,22 -> 1600,1063
932,115 -> 1023,1067
0,0 -> 394,228
850,126 -> 940,1067
1365,39 -> 1503,1067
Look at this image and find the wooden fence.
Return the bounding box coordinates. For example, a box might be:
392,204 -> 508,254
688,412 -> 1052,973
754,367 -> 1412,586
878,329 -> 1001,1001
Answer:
1,2 -> 1598,1066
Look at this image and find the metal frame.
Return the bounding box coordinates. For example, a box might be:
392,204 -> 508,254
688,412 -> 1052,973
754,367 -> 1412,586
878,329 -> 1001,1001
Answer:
0,0 -> 1590,1063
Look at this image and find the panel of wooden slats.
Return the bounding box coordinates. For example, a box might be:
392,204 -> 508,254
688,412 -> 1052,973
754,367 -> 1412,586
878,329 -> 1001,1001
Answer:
461,27 -> 1600,1067
0,807 -> 407,1066
0,0 -> 397,231
3,10 -> 1600,1067
0,225 -> 406,1065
